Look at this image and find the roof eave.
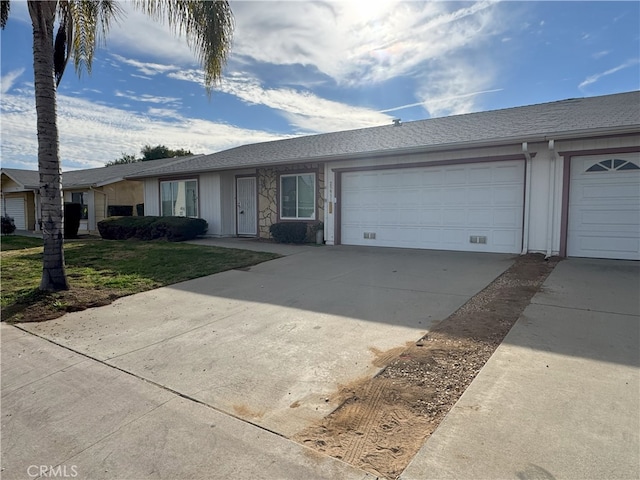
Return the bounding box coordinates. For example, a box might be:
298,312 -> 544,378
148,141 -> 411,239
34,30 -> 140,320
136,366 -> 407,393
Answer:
123,124 -> 640,179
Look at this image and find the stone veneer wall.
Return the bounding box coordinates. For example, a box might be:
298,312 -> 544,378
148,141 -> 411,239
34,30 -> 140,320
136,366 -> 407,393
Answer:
257,163 -> 325,239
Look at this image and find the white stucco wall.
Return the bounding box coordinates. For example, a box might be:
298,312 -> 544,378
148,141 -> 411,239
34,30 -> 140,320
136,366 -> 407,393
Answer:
141,170 -> 256,237
198,173 -> 221,235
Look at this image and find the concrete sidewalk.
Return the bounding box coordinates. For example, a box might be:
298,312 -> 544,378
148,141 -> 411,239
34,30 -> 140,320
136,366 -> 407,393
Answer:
1,323 -> 374,480
401,258 -> 640,480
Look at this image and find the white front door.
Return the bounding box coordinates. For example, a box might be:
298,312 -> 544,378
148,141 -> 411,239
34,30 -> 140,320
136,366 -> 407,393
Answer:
236,176 -> 257,236
568,153 -> 640,260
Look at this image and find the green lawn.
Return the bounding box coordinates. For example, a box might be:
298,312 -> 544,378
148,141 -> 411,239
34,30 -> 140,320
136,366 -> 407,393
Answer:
1,236 -> 279,322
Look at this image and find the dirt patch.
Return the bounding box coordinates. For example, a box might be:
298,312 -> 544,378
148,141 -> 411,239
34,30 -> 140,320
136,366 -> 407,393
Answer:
294,254 -> 559,479
3,287 -> 123,323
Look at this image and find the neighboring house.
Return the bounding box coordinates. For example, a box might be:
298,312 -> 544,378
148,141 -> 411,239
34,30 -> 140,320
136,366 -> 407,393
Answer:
129,91 -> 640,260
1,156 -> 197,233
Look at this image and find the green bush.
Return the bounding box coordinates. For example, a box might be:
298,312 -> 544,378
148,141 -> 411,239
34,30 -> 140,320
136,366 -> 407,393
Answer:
98,216 -> 208,242
64,202 -> 82,239
1,215 -> 16,235
269,222 -> 308,244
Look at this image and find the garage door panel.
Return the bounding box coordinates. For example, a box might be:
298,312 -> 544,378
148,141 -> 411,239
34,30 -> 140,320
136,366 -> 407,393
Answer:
493,230 -> 519,248
420,209 -> 443,224
442,187 -> 468,205
493,208 -> 520,227
422,188 -> 443,204
493,186 -> 522,204
468,167 -> 492,183
467,209 -> 492,227
581,183 -> 639,200
421,170 -> 444,186
572,236 -> 639,259
493,164 -> 524,182
468,187 -> 493,203
445,168 -> 467,185
568,153 -> 640,260
341,160 -> 524,254
573,208 -> 639,228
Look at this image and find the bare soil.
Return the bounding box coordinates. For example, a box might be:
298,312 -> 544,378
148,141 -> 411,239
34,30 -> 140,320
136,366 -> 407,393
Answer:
4,287 -> 122,323
294,254 -> 559,479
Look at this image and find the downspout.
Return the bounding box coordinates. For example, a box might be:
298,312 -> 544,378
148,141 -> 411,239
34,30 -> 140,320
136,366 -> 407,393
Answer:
546,140 -> 557,259
33,190 -> 40,231
521,142 -> 532,255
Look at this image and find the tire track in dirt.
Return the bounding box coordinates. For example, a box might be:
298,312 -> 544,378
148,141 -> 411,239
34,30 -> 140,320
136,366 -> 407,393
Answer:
293,254 -> 559,479
341,379 -> 387,465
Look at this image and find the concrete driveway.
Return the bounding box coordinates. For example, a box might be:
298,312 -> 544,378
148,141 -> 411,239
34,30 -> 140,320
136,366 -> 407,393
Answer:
15,245 -> 513,438
402,257 -> 640,480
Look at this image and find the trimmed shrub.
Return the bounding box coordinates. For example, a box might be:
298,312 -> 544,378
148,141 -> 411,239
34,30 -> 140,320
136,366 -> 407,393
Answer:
107,205 -> 134,217
1,215 -> 16,235
98,216 -> 208,242
269,222 -> 307,244
64,202 -> 82,239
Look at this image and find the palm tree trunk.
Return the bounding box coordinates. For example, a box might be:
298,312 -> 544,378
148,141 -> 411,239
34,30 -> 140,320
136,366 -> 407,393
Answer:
29,1 -> 69,292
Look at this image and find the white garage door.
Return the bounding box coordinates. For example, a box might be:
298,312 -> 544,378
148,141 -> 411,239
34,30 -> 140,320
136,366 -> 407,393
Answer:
568,154 -> 640,260
341,160 -> 525,253
2,197 -> 26,230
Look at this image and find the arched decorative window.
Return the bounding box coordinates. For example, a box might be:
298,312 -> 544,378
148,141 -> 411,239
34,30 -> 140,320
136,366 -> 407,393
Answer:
586,159 -> 640,172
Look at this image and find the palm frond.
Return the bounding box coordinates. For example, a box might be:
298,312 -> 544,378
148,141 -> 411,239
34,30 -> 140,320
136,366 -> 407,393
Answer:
134,0 -> 234,92
1,0 -> 10,29
68,0 -> 122,77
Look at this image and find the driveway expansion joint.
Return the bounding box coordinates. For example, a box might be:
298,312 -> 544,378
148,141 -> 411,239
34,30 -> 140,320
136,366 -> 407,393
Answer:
12,325 -> 292,441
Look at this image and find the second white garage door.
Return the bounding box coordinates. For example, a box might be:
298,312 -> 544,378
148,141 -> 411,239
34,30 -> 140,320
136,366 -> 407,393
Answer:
2,197 -> 26,230
340,160 -> 525,253
567,153 -> 640,260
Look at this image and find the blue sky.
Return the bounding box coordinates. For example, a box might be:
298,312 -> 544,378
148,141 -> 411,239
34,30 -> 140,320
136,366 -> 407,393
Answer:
1,1 -> 639,171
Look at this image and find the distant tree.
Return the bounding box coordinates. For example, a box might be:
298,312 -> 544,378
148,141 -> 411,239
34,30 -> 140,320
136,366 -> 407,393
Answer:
141,144 -> 193,161
166,147 -> 193,158
106,146 -> 194,166
106,153 -> 139,166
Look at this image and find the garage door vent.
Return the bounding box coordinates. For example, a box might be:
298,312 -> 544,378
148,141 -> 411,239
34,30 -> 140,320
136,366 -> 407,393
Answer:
470,235 -> 487,244
363,232 -> 376,239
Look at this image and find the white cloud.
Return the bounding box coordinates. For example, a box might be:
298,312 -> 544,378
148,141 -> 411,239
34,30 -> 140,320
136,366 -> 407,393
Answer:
98,1 -> 506,123
416,62 -> 498,117
106,5 -> 196,65
381,89 -> 503,115
231,1 -> 498,86
1,68 -> 25,94
579,59 -> 640,89
170,70 -> 392,133
114,90 -> 181,105
0,87 -> 291,171
110,54 -> 179,76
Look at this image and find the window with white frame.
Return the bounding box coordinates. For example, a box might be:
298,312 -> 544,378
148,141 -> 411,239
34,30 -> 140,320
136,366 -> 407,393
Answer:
160,179 -> 198,217
71,192 -> 89,219
280,173 -> 315,220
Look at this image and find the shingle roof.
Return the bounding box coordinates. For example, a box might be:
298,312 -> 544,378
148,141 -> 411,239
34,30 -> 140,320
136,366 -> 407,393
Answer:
127,91 -> 640,179
61,155 -> 199,187
1,169 -> 40,189
2,156 -> 199,190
